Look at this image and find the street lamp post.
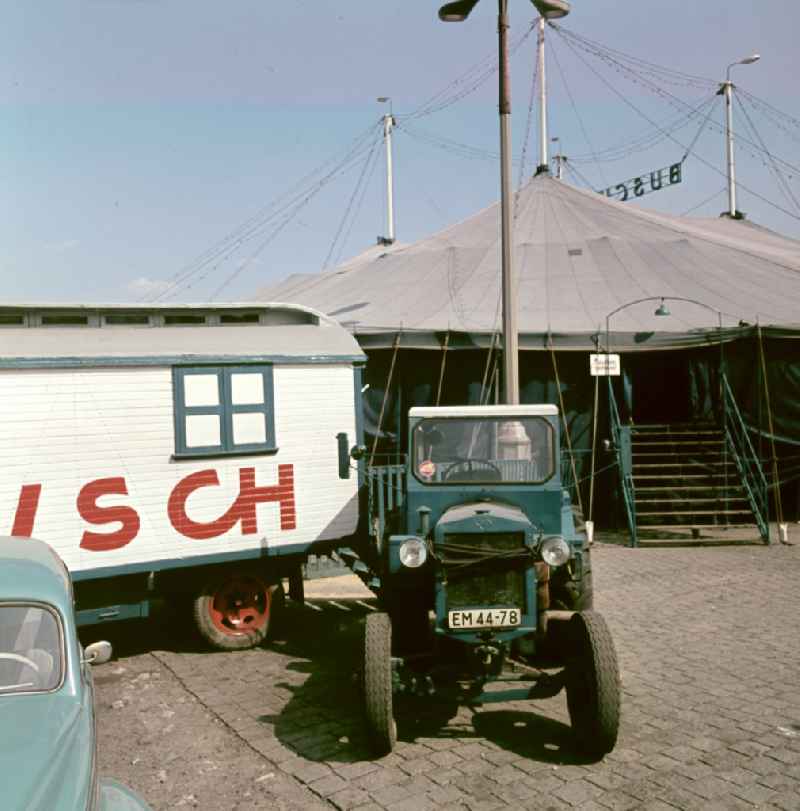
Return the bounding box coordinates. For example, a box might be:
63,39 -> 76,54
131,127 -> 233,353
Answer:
439,0 -> 570,405
718,53 -> 760,219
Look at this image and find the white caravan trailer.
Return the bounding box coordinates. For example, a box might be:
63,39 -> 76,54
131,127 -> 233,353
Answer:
0,303 -> 365,649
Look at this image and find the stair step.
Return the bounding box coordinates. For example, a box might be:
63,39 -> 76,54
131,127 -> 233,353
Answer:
634,474 -> 737,480
637,523 -> 759,531
635,497 -> 748,504
637,509 -> 754,517
632,432 -> 723,439
633,462 -> 737,469
632,422 -> 719,431
635,485 -> 745,492
631,437 -> 724,447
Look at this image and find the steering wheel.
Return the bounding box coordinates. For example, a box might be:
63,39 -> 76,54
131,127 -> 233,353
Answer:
442,459 -> 503,482
0,652 -> 40,673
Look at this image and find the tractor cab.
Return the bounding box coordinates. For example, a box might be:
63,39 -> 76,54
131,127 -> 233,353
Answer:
357,404 -> 620,759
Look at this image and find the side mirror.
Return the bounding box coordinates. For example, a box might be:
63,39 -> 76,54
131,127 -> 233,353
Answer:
337,433 -> 351,479
83,640 -> 113,666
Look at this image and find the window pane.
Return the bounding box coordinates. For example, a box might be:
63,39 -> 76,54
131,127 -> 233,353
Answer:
231,373 -> 264,405
0,605 -> 63,693
185,414 -> 221,448
184,374 -> 219,407
232,412 -> 267,445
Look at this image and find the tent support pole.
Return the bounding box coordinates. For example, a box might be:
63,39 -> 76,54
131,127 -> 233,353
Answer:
757,325 -> 784,537
435,332 -> 450,406
589,371 -> 599,524
480,333 -> 499,405
370,332 -> 402,468
549,337 -> 584,517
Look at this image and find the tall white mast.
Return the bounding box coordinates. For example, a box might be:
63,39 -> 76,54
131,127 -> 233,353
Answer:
537,16 -> 549,173
378,97 -> 396,244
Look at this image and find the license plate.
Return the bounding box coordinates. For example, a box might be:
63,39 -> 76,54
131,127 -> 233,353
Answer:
448,608 -> 521,629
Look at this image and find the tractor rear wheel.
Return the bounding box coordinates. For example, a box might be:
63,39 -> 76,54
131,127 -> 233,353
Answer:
363,612 -> 396,756
565,610 -> 620,757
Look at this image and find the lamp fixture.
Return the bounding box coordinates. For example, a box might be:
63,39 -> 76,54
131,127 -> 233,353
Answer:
654,299 -> 671,317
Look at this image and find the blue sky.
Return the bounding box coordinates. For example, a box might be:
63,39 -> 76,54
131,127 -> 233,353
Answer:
3,1 -> 799,303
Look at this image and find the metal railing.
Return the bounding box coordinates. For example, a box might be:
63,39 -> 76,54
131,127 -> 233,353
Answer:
366,460 -> 407,551
721,374 -> 769,541
607,378 -> 638,547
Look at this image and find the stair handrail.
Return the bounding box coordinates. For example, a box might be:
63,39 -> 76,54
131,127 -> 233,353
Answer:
721,374 -> 769,541
607,377 -> 638,547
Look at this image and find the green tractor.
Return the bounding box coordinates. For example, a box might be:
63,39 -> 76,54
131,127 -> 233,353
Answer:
349,404 -> 620,758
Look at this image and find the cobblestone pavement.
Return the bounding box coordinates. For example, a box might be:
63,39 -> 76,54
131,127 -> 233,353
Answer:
95,537 -> 800,810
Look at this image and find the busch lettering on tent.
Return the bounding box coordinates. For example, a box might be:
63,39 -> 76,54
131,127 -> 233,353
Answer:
9,464 -> 296,551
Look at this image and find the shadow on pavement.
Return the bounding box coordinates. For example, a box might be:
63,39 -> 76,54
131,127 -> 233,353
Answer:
259,602 -> 594,766
472,710 -> 597,765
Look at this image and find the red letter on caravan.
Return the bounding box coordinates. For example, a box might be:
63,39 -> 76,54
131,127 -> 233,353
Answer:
78,477 -> 141,552
168,470 -> 239,540
168,465 -> 296,540
11,484 -> 43,537
236,465 -> 296,533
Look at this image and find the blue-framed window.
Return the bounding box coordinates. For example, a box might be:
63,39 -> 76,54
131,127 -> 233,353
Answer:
172,365 -> 276,457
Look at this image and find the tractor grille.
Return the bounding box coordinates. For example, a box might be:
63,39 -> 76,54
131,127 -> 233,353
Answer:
441,532 -> 527,609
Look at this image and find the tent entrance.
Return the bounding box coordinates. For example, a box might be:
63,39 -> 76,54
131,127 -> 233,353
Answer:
628,353 -> 693,424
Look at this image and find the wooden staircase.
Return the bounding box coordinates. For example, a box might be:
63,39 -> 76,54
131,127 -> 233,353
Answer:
631,423 -> 761,542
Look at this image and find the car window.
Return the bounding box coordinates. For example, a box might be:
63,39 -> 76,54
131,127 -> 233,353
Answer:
0,604 -> 64,694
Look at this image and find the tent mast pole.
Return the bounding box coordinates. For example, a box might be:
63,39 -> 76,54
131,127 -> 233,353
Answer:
536,16 -> 549,174
383,109 -> 396,244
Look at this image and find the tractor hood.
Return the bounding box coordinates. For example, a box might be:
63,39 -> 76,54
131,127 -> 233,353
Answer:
435,501 -> 534,539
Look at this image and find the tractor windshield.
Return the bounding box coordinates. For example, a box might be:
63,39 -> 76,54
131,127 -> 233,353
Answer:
412,416 -> 555,485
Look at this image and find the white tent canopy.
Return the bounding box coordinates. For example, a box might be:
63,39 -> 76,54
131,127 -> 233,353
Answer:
254,174 -> 800,351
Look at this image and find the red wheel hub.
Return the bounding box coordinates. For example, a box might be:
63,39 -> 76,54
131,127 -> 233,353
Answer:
208,576 -> 271,637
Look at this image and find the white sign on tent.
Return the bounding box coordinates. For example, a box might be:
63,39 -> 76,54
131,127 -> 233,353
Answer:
590,354 -> 620,376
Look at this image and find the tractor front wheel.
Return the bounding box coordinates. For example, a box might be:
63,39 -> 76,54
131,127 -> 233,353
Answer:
565,610 -> 620,757
363,612 -> 396,756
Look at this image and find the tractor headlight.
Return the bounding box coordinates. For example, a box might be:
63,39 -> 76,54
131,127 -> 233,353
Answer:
399,538 -> 428,568
540,536 -> 571,567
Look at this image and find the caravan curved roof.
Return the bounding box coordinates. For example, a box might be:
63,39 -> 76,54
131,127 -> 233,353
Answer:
0,302 -> 364,368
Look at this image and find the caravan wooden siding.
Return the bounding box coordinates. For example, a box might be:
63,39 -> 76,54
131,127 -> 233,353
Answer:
0,362 -> 359,574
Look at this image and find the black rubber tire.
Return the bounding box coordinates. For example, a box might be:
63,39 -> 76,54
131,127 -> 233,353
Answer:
192,575 -> 283,651
565,610 -> 621,757
363,612 -> 396,756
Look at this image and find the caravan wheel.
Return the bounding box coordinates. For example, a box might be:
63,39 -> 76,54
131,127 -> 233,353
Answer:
193,574 -> 283,650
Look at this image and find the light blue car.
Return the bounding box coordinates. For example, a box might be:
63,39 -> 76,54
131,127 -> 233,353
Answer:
0,536 -> 151,810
